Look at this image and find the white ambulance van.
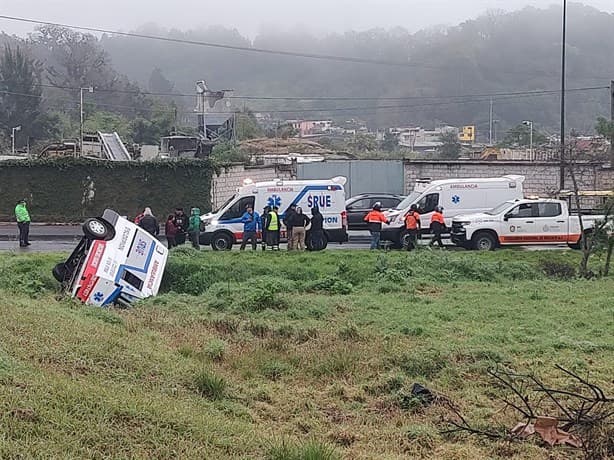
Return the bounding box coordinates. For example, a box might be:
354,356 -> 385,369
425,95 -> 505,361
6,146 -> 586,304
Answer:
200,176 -> 349,250
53,209 -> 168,307
381,175 -> 525,247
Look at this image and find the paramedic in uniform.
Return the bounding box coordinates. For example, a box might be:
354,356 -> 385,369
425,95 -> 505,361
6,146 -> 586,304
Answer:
364,202 -> 389,250
404,204 -> 421,251
429,206 -> 445,248
264,206 -> 281,250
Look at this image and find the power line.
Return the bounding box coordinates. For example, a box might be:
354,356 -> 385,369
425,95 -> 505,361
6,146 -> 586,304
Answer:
1,85 -> 608,117
4,79 -> 608,102
1,14 -> 611,83
0,14 -> 432,68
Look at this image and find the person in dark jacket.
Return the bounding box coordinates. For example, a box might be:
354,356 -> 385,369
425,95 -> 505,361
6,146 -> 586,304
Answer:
173,208 -> 188,245
364,202 -> 389,250
165,214 -> 178,248
261,206 -> 270,251
240,205 -> 261,250
284,203 -> 297,250
138,207 -> 159,236
429,206 -> 445,248
308,206 -> 324,250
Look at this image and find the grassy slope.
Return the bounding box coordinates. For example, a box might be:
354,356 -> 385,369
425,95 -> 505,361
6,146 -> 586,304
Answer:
0,249 -> 612,459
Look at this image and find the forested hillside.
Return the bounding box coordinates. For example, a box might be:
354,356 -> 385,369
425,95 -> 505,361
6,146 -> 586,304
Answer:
0,3 -> 612,149
100,4 -> 614,133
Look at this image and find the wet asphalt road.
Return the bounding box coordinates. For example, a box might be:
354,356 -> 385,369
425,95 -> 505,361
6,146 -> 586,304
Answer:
0,224 -> 569,252
0,237 -> 569,253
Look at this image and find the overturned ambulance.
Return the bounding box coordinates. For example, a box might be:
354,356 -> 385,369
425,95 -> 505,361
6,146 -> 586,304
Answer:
53,209 -> 168,307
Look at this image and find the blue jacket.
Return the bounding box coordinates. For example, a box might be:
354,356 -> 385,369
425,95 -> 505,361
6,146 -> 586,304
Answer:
241,211 -> 261,232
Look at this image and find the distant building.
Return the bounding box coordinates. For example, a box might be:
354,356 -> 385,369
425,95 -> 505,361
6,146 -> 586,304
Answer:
286,120 -> 333,137
398,126 -> 459,152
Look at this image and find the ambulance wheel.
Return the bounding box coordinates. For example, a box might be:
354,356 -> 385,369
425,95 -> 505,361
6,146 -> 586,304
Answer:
399,231 -> 413,249
83,218 -> 110,240
472,231 -> 497,251
52,263 -> 68,282
211,232 -> 233,251
307,233 -> 327,251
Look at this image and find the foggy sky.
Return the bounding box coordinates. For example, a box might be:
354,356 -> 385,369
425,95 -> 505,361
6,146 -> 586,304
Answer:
0,0 -> 613,38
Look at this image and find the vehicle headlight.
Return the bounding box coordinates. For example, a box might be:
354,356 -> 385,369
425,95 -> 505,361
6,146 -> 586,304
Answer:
456,221 -> 471,226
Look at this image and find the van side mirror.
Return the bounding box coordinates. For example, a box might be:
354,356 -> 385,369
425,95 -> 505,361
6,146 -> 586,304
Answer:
503,214 -> 510,221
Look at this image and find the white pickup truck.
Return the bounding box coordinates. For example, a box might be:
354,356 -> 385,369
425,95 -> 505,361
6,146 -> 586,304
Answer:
450,199 -> 605,250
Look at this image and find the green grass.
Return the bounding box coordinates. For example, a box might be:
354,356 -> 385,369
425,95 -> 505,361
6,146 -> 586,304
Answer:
0,249 -> 612,459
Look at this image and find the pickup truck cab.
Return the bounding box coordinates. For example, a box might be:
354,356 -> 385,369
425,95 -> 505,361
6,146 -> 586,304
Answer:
451,198 -> 605,250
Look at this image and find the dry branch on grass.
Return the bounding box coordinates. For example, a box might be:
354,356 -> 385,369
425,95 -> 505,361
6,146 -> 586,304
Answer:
440,365 -> 613,459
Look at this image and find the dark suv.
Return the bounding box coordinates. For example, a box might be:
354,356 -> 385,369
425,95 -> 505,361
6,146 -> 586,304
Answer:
345,193 -> 404,230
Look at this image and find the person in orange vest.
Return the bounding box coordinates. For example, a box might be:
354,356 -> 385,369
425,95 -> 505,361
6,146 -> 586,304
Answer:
429,206 -> 445,248
364,202 -> 390,250
404,204 -> 421,251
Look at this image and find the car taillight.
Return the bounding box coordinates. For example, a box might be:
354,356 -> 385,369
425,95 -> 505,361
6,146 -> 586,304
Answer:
341,210 -> 348,228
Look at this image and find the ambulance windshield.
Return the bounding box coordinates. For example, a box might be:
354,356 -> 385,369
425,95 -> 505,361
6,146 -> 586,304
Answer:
215,195 -> 236,213
395,192 -> 421,210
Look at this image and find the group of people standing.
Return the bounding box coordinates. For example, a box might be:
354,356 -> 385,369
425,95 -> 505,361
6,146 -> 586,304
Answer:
136,207 -> 202,249
239,203 -> 324,251
364,201 -> 446,250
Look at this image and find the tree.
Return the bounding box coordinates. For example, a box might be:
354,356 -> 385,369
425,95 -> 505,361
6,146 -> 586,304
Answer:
211,141 -> 250,164
500,124 -> 547,148
349,133 -> 376,152
380,131 -> 399,152
595,117 -> 614,164
0,45 -> 58,147
235,110 -> 263,141
130,104 -> 176,144
148,67 -> 174,93
83,111 -> 132,143
437,131 -> 462,159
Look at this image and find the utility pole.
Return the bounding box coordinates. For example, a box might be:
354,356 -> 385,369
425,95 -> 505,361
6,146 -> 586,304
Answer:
489,98 -> 493,145
559,0 -> 567,189
11,125 -> 21,155
610,80 -> 614,164
80,86 -> 93,157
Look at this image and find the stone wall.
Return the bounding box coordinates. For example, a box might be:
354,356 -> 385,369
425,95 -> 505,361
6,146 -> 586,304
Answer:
403,160 -> 614,196
211,164 -> 295,209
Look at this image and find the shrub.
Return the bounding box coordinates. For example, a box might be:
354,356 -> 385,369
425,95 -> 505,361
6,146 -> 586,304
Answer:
312,349 -> 357,377
260,360 -> 292,381
539,259 -> 576,280
204,339 -> 226,361
304,276 -> 353,295
267,439 -> 339,460
338,323 -> 361,341
193,370 -> 227,399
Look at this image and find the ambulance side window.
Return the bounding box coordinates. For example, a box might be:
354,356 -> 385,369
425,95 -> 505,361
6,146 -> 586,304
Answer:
417,193 -> 439,213
221,196 -> 255,220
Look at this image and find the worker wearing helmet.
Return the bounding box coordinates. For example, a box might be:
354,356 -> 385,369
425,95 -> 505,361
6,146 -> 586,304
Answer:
364,202 -> 390,250
429,205 -> 445,248
404,204 -> 421,251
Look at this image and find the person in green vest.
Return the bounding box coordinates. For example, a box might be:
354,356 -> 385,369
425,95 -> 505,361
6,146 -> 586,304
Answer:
264,206 -> 280,250
14,199 -> 31,248
187,207 -> 201,250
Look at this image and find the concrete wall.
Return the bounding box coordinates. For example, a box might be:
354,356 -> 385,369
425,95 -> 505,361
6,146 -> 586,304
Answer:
211,164 -> 294,209
404,160 -> 614,196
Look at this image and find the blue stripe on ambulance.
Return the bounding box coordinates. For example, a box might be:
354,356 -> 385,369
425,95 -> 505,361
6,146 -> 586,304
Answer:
114,241 -> 156,288
101,286 -> 123,307
218,185 -> 342,224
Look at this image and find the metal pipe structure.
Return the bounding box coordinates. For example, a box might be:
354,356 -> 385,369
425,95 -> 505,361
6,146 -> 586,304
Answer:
560,0 -> 567,189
